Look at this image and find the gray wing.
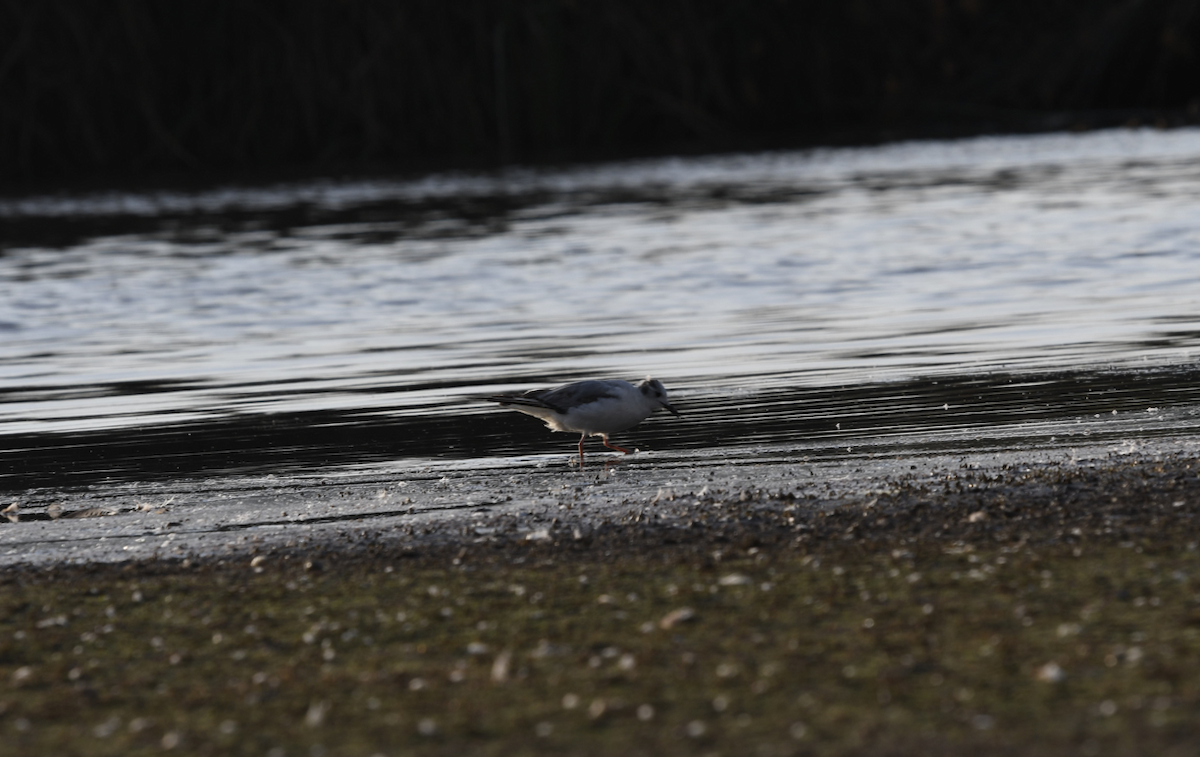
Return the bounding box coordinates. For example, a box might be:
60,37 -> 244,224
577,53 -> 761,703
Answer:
535,380 -> 623,410
479,391 -> 566,413
482,380 -> 623,414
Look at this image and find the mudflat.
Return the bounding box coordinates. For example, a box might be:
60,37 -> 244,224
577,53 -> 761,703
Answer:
3,447 -> 1200,756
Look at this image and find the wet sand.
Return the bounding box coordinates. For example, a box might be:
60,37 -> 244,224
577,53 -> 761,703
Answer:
2,431 -> 1198,566
4,443 -> 1200,755
11,439 -> 1198,572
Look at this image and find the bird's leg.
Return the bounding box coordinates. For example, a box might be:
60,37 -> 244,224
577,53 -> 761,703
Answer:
578,434 -> 587,468
602,435 -> 634,455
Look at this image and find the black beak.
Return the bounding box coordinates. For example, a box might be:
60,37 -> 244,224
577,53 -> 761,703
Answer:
661,401 -> 679,416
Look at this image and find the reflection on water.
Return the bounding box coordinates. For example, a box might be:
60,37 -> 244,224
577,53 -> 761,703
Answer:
3,366 -> 1199,492
2,128 -> 1200,489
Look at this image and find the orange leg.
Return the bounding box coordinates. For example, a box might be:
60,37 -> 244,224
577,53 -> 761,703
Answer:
602,435 -> 634,455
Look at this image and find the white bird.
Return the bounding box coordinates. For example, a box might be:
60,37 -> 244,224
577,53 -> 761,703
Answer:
482,377 -> 679,467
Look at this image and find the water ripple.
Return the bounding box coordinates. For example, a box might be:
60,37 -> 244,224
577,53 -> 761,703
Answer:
2,128 -> 1200,486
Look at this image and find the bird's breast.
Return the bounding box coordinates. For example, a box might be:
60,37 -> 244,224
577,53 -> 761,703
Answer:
559,400 -> 650,435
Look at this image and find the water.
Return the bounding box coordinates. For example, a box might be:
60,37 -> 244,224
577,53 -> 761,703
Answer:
3,127 -> 1200,493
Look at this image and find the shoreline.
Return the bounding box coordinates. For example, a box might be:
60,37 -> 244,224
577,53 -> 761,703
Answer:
4,451 -> 1200,754
4,440 -> 1199,570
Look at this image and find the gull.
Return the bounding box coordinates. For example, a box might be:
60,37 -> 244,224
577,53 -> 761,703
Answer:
482,378 -> 679,467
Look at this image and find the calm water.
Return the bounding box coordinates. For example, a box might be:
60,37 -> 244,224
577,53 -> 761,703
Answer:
3,128 -> 1200,491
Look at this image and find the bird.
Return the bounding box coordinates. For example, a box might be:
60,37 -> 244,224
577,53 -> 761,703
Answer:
481,377 -> 679,467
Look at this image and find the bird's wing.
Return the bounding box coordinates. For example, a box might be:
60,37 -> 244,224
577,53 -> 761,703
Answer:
481,380 -> 623,415
479,389 -> 568,414
535,380 -> 623,410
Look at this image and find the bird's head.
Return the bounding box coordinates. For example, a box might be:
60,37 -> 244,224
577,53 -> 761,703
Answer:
639,377 -> 679,416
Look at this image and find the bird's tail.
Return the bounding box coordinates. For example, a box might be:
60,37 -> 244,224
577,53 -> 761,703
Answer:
478,395 -> 562,413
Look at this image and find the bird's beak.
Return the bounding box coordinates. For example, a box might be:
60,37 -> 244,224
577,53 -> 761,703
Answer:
661,401 -> 679,416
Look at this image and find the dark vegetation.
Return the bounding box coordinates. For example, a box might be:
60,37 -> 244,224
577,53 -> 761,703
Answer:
3,0 -> 1200,187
